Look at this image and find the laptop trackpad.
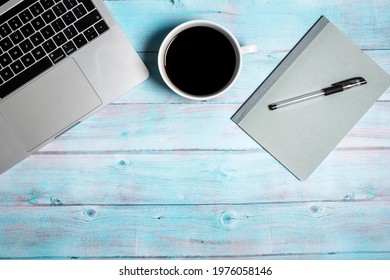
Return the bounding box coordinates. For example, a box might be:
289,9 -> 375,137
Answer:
1,59 -> 102,152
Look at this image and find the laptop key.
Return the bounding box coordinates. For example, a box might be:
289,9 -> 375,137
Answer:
9,30 -> 24,45
73,34 -> 87,48
30,32 -> 44,46
94,20 -> 109,34
42,9 -> 56,24
21,53 -> 36,67
73,4 -> 87,18
53,3 -> 67,17
62,11 -> 76,25
62,41 -> 76,55
63,0 -> 77,10
0,23 -> 12,37
9,45 -> 23,60
0,66 -> 14,82
0,53 -> 12,67
74,10 -> 102,32
0,57 -> 53,99
19,39 -> 34,53
63,25 -> 77,39
31,16 -> 45,30
42,39 -> 56,53
19,9 -> 34,24
10,60 -> 25,75
41,25 -> 55,39
52,18 -> 65,32
79,0 -> 95,12
20,23 -> 35,37
30,3 -> 44,16
9,16 -> 23,30
53,32 -> 67,46
84,27 -> 98,41
40,0 -> 55,9
31,45 -> 45,60
0,37 -> 13,52
49,48 -> 66,64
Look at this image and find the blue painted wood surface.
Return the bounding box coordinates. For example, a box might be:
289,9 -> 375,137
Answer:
0,0 -> 389,259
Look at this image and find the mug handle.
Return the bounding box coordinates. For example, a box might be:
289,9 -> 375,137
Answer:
240,44 -> 258,55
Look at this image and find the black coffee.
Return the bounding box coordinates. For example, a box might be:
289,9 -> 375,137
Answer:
164,26 -> 237,96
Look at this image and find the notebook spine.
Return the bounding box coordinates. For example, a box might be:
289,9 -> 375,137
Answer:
232,16 -> 330,124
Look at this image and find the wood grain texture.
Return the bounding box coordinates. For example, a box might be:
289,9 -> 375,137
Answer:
0,0 -> 389,259
0,150 -> 389,206
104,0 -> 390,51
30,102 -> 389,152
0,202 -> 389,259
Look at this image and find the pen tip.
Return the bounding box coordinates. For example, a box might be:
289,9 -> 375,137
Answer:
268,104 -> 277,110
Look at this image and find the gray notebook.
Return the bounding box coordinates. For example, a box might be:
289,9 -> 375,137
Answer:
232,16 -> 390,180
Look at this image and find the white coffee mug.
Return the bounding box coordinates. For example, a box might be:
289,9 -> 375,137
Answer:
158,20 -> 258,100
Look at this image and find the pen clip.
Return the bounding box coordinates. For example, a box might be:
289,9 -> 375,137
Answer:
331,77 -> 367,88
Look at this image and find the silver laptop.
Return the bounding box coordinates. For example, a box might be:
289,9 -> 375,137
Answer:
0,0 -> 149,174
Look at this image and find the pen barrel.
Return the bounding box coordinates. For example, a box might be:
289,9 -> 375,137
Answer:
323,85 -> 343,95
269,89 -> 324,110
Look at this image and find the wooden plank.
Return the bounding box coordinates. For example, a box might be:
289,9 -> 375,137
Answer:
1,150 -> 389,206
0,202 -> 389,258
103,0 -> 390,51
207,252 -> 390,260
118,50 -> 390,104
31,102 -> 390,152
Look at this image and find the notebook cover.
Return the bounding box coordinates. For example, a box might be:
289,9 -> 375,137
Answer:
232,16 -> 390,180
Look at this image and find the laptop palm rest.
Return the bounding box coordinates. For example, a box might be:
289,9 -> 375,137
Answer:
1,59 -> 102,152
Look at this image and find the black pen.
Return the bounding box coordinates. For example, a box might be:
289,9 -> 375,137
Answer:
268,77 -> 367,110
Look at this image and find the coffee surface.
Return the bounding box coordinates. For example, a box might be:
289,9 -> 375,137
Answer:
164,26 -> 237,96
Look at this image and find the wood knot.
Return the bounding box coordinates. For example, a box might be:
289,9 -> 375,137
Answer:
309,205 -> 320,214
222,214 -> 234,224
219,212 -> 237,227
50,197 -> 62,205
117,159 -> 128,167
344,193 -> 355,201
308,205 -> 328,218
169,0 -> 184,7
28,190 -> 42,205
85,208 -> 96,218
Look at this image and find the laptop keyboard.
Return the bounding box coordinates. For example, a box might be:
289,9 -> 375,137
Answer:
0,0 -> 109,99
